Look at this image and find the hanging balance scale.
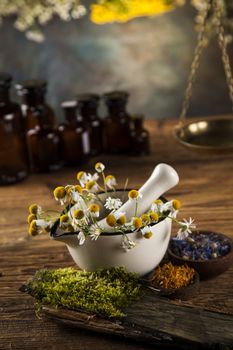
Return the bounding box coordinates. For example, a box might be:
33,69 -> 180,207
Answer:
174,0 -> 233,153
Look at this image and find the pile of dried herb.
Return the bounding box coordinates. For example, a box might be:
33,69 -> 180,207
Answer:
23,267 -> 142,318
151,262 -> 195,290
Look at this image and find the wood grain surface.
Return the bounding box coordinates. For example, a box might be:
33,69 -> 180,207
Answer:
0,118 -> 233,350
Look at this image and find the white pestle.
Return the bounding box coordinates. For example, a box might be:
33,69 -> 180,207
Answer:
98,163 -> 179,231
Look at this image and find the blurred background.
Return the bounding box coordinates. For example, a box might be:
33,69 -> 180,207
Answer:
1,1 -> 232,122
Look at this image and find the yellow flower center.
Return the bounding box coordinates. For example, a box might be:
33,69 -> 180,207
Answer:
117,215 -> 126,225
74,209 -> 84,220
54,186 -> 66,199
106,214 -> 117,227
105,175 -> 115,182
150,212 -> 159,222
133,217 -> 143,229
60,214 -> 69,223
144,231 -> 153,239
172,199 -> 181,210
153,199 -> 163,205
77,171 -> 85,181
29,220 -> 38,236
95,162 -> 105,172
128,189 -> 139,200
89,203 -> 100,213
29,226 -> 38,236
28,213 -> 37,224
86,181 -> 96,190
74,185 -> 83,194
30,220 -> 37,230
28,204 -> 39,215
141,214 -> 151,223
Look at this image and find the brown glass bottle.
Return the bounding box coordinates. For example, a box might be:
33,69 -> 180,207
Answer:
0,73 -> 29,185
26,106 -> 62,173
130,115 -> 150,156
15,80 -> 55,131
103,91 -> 131,154
58,101 -> 90,166
76,93 -> 102,156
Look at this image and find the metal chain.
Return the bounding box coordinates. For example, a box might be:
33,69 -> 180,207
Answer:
179,0 -> 211,126
178,0 -> 233,126
214,0 -> 233,104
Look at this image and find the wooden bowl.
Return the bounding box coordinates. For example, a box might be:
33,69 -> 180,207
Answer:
168,231 -> 233,280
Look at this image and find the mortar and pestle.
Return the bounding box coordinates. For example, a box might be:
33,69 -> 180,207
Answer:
51,163 -> 179,276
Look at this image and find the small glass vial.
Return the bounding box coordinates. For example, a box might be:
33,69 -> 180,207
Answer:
26,109 -> 62,173
0,73 -> 29,185
130,115 -> 150,156
15,79 -> 55,131
103,91 -> 131,154
58,101 -> 90,166
76,93 -> 102,156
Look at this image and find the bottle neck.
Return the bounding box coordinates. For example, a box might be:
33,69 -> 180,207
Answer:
0,88 -> 10,104
78,104 -> 98,120
64,108 -> 77,123
108,105 -> 128,118
134,118 -> 143,130
22,93 -> 38,107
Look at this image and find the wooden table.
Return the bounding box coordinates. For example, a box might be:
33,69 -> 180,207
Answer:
1,118 -> 233,349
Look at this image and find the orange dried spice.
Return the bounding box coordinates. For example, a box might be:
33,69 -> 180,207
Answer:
151,262 -> 195,289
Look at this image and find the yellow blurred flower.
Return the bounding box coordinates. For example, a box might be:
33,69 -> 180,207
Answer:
91,0 -> 178,24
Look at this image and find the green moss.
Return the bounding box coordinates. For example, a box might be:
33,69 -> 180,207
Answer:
24,267 -> 142,318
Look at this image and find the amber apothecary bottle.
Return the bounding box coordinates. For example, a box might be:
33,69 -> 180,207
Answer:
76,93 -> 102,156
0,73 -> 29,185
130,115 -> 150,156
103,91 -> 131,154
58,101 -> 90,166
26,107 -> 62,173
15,80 -> 55,131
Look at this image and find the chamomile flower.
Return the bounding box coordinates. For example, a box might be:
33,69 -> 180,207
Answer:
68,203 -> 86,222
29,220 -> 39,236
59,214 -> 70,229
85,180 -> 99,193
88,203 -> 100,217
104,197 -> 122,211
116,213 -> 126,225
128,190 -> 142,201
151,199 -> 163,213
89,225 -> 101,241
27,213 -> 37,224
173,199 -> 181,210
28,204 -> 41,215
121,235 -> 136,252
77,171 -> 89,187
141,214 -> 151,224
74,209 -> 85,220
105,175 -> 117,189
141,226 -> 153,239
177,217 -> 196,240
132,217 -> 143,230
95,162 -> 105,173
29,219 -> 52,236
149,212 -> 159,222
106,214 -> 117,227
54,186 -> 67,205
69,186 -> 83,203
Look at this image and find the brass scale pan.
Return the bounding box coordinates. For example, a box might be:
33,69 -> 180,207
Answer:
174,0 -> 233,154
174,116 -> 233,154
